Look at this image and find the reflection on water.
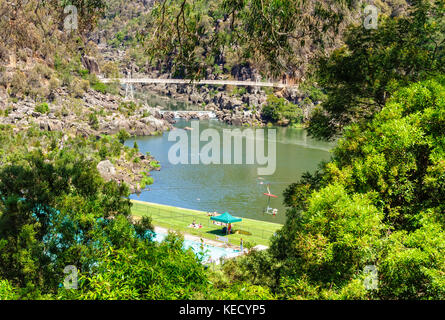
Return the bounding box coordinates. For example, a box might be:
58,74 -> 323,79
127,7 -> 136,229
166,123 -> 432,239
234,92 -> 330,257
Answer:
126,119 -> 335,224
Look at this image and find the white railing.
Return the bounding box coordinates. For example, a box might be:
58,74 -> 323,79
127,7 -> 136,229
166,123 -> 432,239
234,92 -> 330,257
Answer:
100,77 -> 291,88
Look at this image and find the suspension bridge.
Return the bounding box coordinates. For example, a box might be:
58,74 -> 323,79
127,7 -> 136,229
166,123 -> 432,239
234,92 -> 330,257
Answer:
158,110 -> 217,119
100,77 -> 292,88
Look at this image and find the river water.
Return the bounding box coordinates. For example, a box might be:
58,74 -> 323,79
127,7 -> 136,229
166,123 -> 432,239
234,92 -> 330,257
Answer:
126,117 -> 335,224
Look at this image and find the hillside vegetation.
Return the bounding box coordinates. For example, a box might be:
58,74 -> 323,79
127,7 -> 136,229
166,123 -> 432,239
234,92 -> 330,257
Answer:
0,0 -> 443,300
90,0 -> 418,130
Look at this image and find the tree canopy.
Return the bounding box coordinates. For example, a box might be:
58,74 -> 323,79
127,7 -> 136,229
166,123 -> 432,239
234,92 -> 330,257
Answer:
267,77 -> 445,299
310,0 -> 445,139
1,0 -> 444,301
143,0 -> 358,78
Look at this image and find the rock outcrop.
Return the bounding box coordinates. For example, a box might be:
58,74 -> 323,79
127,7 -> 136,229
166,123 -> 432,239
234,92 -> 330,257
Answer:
97,160 -> 116,177
0,87 -> 172,137
81,55 -> 100,74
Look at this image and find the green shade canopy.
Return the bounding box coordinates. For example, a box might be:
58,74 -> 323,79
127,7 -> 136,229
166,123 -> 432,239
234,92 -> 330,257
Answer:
210,212 -> 242,224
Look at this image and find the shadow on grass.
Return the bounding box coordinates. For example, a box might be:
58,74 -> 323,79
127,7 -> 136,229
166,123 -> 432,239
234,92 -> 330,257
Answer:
206,229 -> 228,237
205,228 -> 252,236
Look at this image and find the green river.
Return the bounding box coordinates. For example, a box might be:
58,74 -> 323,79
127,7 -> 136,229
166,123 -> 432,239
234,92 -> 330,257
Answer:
127,108 -> 335,224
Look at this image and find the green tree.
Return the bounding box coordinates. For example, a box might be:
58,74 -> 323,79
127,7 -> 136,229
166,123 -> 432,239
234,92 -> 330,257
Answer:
311,0 -> 445,139
58,232 -> 209,300
117,129 -> 131,144
264,77 -> 445,299
145,0 -> 356,77
0,148 -> 151,298
45,0 -> 107,34
261,94 -> 303,125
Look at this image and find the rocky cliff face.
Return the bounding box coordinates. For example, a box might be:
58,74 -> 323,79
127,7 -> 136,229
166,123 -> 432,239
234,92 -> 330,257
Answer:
142,80 -> 317,127
98,41 -> 317,127
144,81 -> 266,126
0,87 -> 172,137
0,83 -> 172,193
0,0 -> 173,195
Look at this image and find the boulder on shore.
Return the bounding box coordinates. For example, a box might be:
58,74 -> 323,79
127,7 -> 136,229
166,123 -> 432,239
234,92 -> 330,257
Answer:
97,160 -> 116,178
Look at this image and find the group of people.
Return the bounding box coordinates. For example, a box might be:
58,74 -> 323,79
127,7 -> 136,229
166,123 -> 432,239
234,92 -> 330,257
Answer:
189,220 -> 203,229
191,211 -> 236,234
222,223 -> 233,234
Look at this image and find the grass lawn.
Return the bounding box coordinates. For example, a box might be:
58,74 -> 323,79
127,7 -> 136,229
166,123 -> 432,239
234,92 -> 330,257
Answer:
131,200 -> 283,246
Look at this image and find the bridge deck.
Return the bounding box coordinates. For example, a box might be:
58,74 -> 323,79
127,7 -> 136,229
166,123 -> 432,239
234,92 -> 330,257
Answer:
100,77 -> 292,88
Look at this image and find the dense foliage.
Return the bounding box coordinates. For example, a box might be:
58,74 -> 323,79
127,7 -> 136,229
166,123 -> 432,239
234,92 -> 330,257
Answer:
145,0 -> 357,78
0,130 -> 216,299
142,0 -> 411,79
0,0 -> 444,301
57,233 -> 209,300
310,0 -> 445,139
253,77 -> 444,299
0,125 -> 152,298
261,94 -> 303,126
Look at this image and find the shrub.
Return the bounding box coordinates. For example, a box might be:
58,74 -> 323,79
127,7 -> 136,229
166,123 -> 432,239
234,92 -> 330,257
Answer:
142,110 -> 151,118
0,279 -> 19,300
70,78 -> 89,98
33,63 -> 53,80
117,129 -> 131,144
10,71 -> 29,97
91,81 -> 108,94
140,175 -> 154,189
49,76 -> 61,92
89,112 -> 99,130
87,74 -> 109,94
35,103 -> 50,114
149,161 -> 160,169
99,145 -> 108,160
102,62 -> 120,78
261,95 -> 303,125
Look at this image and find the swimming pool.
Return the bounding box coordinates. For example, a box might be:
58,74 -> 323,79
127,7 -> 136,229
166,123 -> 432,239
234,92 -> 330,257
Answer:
152,232 -> 241,264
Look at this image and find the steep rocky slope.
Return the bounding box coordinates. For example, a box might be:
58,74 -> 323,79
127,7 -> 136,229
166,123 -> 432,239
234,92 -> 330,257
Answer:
0,0 -> 173,192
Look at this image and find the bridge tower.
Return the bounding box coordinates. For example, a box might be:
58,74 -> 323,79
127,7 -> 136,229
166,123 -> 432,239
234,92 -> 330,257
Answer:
125,70 -> 134,100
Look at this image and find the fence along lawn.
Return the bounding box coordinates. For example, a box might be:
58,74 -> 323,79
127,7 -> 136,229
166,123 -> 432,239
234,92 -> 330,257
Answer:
131,200 -> 283,246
